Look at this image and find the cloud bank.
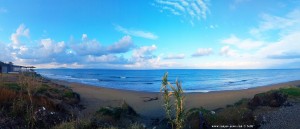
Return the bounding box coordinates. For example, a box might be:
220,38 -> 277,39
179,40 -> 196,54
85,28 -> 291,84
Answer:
0,24 -> 174,69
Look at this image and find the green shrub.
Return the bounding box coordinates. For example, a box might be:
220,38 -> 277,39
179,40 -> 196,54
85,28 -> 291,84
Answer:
3,83 -> 21,91
92,101 -> 139,128
279,87 -> 300,97
234,98 -> 250,106
50,88 -> 60,93
36,84 -> 49,94
96,107 -> 123,119
187,107 -> 218,123
63,91 -> 75,98
215,106 -> 254,125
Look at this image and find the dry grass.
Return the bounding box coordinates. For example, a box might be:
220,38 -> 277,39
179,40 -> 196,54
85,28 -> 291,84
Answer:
17,72 -> 43,128
0,88 -> 18,102
0,73 -> 3,86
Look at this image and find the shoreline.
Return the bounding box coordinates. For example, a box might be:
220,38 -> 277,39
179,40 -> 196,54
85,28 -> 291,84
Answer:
50,78 -> 300,118
49,77 -> 300,93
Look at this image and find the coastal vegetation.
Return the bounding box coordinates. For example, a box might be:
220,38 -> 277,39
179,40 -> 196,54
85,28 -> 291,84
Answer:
278,87 -> 300,98
0,73 -> 81,129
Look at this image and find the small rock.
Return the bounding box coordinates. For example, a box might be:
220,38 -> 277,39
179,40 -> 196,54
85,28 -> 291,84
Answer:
283,101 -> 293,107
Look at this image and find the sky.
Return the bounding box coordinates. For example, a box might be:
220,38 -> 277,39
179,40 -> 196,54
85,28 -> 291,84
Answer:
0,0 -> 300,69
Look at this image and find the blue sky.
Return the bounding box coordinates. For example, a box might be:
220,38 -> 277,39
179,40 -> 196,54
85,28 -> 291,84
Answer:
0,0 -> 300,69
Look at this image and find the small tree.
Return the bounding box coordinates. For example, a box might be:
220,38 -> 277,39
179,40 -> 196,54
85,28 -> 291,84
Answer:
161,72 -> 185,129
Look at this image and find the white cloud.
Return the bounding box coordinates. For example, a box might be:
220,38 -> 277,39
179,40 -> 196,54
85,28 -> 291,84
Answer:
41,39 -> 65,55
257,32 -> 300,59
156,0 -> 185,12
249,9 -> 300,37
0,42 -> 12,61
87,55 -> 128,64
180,0 -> 189,6
82,34 -> 88,40
72,38 -> 104,56
33,62 -> 83,69
154,0 -> 209,25
164,54 -> 185,59
209,25 -> 218,29
6,37 -> 73,66
191,3 -> 200,17
222,9 -> 300,61
124,45 -> 170,68
124,45 -> 185,68
162,6 -> 181,15
221,34 -> 264,50
107,35 -> 134,53
195,0 -> 209,19
10,24 -> 30,48
132,45 -> 157,60
220,46 -> 239,57
115,25 -> 158,40
16,38 -> 66,59
73,34 -> 134,56
216,9 -> 300,68
192,48 -> 213,57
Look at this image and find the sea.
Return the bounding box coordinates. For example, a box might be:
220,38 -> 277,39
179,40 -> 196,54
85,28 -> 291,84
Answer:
35,69 -> 300,92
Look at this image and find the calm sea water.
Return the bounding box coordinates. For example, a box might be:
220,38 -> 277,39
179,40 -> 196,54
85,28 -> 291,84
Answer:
35,69 -> 300,92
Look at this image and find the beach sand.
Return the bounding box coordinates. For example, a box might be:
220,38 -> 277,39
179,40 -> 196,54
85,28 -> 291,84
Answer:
52,80 -> 300,118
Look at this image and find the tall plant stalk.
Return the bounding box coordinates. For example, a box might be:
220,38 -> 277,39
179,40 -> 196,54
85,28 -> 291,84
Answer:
161,72 -> 185,129
161,73 -> 173,122
18,72 -> 40,128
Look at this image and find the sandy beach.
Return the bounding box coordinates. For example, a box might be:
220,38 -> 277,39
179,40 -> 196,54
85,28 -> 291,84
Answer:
52,79 -> 300,118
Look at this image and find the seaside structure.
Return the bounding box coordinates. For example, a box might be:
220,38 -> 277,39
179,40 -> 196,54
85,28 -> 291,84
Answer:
0,61 -> 31,73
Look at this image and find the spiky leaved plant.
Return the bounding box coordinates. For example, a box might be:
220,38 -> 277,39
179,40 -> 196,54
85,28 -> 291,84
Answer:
161,72 -> 185,129
161,72 -> 173,123
169,79 -> 185,129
